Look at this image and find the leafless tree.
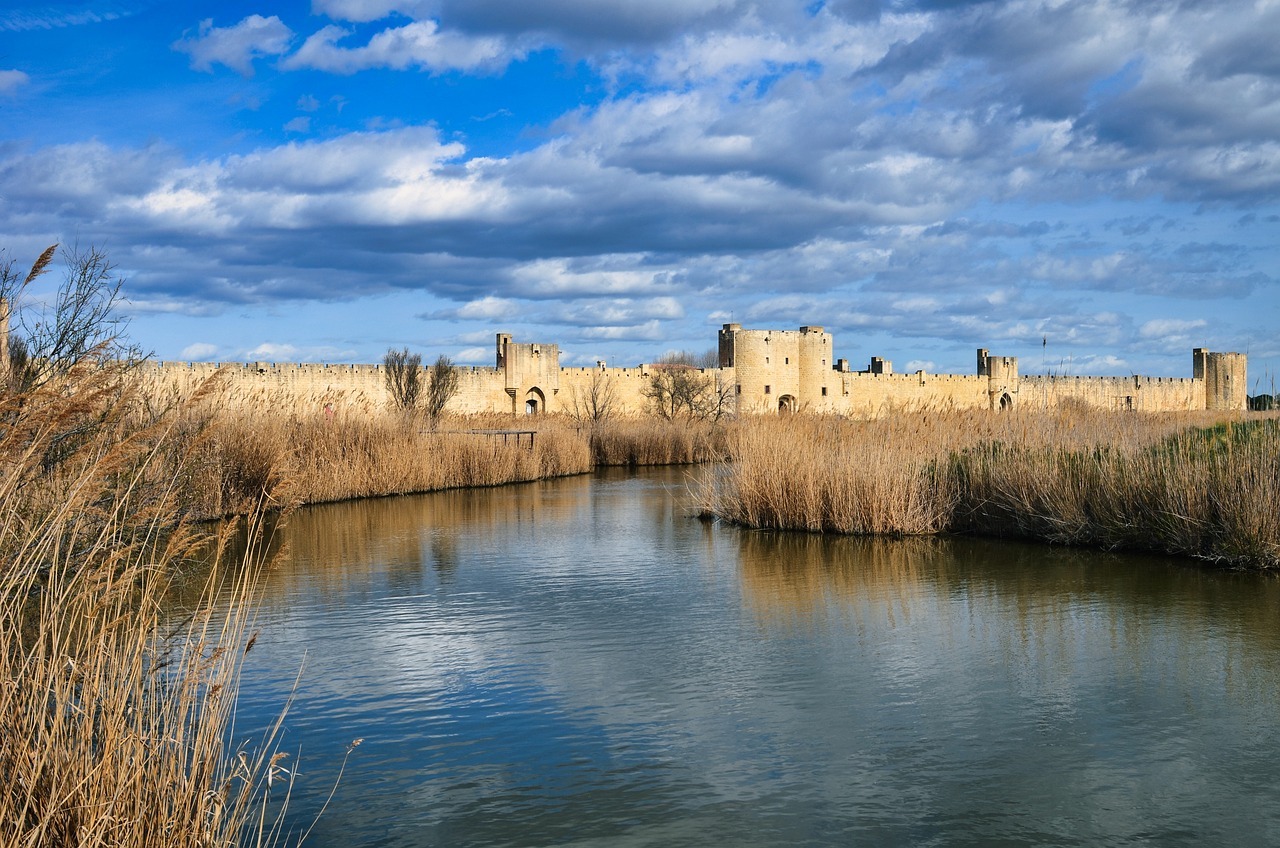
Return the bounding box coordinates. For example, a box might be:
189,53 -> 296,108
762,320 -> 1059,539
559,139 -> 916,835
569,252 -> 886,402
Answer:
570,369 -> 618,423
423,355 -> 459,425
643,352 -> 733,422
383,347 -> 422,410
1,243 -> 137,391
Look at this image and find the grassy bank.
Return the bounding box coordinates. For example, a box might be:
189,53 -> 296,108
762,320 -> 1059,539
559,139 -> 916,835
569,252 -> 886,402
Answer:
1,365 -> 289,846
164,386 -> 728,519
703,409 -> 1280,569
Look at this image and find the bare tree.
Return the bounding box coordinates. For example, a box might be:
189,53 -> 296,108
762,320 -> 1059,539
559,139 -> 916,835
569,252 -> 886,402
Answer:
423,355 -> 459,424
1,243 -> 137,391
643,352 -> 732,422
570,369 -> 618,423
383,347 -> 423,410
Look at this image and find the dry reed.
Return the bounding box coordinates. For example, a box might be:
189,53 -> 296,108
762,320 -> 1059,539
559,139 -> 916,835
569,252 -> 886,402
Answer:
703,408 -> 1280,568
1,364 -> 290,847
161,385 -> 725,519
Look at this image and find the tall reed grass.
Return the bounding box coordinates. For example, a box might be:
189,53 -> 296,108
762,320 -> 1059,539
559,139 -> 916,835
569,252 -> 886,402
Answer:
703,408 -> 1280,569
162,385 -> 726,519
1,364 -> 289,846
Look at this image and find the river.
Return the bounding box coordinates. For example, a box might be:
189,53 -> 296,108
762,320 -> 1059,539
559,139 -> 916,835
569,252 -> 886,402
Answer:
228,466 -> 1280,847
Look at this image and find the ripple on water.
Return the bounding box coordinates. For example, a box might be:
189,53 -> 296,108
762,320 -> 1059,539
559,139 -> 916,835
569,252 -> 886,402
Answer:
228,469 -> 1280,848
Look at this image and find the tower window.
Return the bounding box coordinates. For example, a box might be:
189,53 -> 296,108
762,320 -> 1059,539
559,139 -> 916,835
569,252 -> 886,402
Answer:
765,385 -> 771,394
822,387 -> 828,396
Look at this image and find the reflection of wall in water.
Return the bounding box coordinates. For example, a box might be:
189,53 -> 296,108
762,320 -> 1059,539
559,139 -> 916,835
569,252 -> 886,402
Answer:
253,479 -> 599,602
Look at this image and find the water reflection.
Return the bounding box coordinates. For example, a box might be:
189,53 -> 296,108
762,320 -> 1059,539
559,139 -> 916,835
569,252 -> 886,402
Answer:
227,467 -> 1280,848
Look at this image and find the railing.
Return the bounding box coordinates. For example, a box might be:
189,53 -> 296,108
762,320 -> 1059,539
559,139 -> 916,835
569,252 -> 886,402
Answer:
437,429 -> 537,450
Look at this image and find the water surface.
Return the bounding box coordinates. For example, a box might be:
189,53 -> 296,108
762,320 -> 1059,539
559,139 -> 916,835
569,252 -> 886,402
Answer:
231,467 -> 1280,847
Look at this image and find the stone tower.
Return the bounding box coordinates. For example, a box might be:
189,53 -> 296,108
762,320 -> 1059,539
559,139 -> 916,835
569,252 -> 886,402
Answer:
978,348 -> 1018,410
496,333 -> 560,414
718,324 -> 833,413
1194,348 -> 1247,411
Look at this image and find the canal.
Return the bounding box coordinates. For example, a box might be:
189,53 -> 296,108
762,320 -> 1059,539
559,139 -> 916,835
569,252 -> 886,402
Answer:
228,466 -> 1280,846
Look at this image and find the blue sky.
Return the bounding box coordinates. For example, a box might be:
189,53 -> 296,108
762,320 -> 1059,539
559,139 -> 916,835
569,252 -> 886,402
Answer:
1,0 -> 1277,384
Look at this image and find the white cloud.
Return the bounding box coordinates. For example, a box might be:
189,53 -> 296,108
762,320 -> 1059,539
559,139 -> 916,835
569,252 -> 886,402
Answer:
0,69 -> 29,95
284,116 -> 311,133
173,15 -> 294,77
556,296 -> 685,326
1139,318 -> 1208,339
456,295 -> 518,319
579,320 -> 663,341
282,20 -> 512,75
247,342 -> 299,360
454,345 -> 490,363
180,342 -> 219,361
312,0 -> 436,23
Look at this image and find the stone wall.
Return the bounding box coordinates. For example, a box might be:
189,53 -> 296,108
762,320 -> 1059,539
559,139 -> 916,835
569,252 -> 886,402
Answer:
136,328 -> 1248,417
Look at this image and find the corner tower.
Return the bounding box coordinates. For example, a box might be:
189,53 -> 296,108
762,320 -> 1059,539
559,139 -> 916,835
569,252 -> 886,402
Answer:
1195,349 -> 1247,411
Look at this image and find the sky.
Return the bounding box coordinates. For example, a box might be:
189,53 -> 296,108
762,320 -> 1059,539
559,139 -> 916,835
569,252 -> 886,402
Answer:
0,0 -> 1277,384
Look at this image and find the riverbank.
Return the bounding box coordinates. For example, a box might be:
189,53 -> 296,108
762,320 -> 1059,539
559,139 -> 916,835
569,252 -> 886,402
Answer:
167,395 -> 729,520
700,409 -> 1280,569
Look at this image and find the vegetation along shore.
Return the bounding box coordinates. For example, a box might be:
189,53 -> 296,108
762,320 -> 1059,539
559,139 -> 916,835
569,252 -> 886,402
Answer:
1,243 -> 1274,845
700,408 -> 1279,570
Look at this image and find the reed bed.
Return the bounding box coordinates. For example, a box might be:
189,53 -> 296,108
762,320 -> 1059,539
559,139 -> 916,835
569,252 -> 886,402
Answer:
176,406 -> 592,518
1,366 -> 288,847
587,416 -> 728,467
704,408 -> 1280,569
162,384 -> 729,519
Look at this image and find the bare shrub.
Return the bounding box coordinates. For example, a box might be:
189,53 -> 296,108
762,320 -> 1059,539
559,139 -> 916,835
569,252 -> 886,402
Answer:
383,347 -> 422,410
423,355 -> 460,424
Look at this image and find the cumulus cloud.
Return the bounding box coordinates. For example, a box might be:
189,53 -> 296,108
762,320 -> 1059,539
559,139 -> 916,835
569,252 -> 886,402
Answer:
1139,318 -> 1208,340
246,342 -> 299,360
173,15 -> 294,77
282,20 -> 511,74
0,69 -> 29,94
579,320 -> 663,341
453,295 -> 519,319
312,0 -> 438,23
179,342 -> 219,360
6,0 -> 1279,373
424,0 -> 752,47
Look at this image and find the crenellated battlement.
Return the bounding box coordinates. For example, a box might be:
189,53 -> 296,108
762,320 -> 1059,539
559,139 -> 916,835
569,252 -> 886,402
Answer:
136,327 -> 1247,417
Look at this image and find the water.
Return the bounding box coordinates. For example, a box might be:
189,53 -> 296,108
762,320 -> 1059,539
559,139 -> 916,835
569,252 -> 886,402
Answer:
228,467 -> 1280,847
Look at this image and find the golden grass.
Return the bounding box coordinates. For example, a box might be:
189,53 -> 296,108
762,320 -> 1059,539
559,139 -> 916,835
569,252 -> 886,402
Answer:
160,385 -> 725,519
1,365 -> 289,847
703,408 -> 1280,568
587,416 -> 728,467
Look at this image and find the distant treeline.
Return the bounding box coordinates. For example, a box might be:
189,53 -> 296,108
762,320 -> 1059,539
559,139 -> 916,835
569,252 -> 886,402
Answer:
1249,395 -> 1277,411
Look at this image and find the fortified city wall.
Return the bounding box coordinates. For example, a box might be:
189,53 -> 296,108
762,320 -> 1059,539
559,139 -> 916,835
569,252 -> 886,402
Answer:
133,325 -> 1248,417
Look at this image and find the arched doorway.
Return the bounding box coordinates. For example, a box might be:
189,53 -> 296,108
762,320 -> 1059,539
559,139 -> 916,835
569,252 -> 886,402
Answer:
778,394 -> 797,414
999,392 -> 1013,411
525,387 -> 545,415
